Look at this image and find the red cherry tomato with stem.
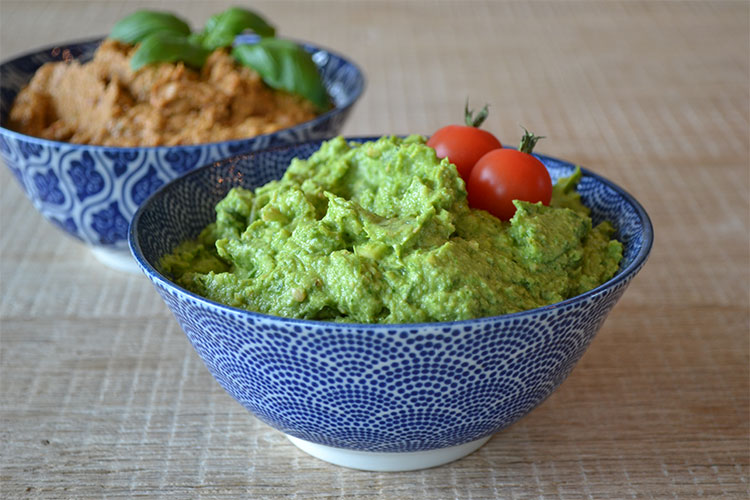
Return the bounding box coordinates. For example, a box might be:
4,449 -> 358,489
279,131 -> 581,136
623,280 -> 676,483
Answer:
427,101 -> 502,182
467,129 -> 552,221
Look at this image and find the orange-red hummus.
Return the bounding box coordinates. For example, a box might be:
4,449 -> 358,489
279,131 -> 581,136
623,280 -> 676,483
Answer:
8,39 -> 319,146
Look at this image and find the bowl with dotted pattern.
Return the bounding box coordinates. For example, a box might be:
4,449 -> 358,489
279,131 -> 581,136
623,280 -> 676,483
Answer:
0,36 -> 364,272
129,138 -> 653,471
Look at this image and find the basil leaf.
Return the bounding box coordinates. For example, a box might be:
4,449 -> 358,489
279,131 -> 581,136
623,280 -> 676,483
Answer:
233,39 -> 329,111
130,32 -> 210,71
201,7 -> 275,51
187,31 -> 206,47
110,10 -> 191,44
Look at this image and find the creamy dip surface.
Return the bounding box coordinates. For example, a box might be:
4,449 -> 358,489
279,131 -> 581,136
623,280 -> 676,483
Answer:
8,39 -> 318,146
161,136 -> 623,323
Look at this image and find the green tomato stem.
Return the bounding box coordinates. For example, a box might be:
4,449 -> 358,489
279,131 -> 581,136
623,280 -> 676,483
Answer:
518,127 -> 544,154
464,99 -> 489,128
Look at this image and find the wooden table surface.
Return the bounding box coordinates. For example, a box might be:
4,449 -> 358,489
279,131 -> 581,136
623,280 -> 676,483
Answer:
1,1 -> 748,498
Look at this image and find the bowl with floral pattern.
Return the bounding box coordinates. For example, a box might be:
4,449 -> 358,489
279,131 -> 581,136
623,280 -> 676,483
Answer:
128,138 -> 653,471
0,37 -> 364,272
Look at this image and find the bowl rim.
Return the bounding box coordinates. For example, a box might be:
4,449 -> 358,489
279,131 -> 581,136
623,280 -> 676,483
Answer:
129,136 -> 654,328
0,35 -> 366,152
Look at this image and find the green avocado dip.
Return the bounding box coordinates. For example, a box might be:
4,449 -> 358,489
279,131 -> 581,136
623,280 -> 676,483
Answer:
160,135 -> 623,323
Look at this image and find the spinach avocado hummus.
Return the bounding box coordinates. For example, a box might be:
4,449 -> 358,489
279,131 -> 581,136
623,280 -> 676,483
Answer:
161,135 -> 623,323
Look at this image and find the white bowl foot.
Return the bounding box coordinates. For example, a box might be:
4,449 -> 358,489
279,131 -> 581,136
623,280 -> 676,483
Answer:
90,247 -> 141,274
285,435 -> 492,471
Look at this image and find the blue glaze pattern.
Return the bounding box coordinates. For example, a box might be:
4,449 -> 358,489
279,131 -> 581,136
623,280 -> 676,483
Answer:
68,151 -> 105,201
51,216 -> 79,238
32,170 -> 65,205
0,37 -> 364,250
131,166 -> 164,205
129,139 -> 653,453
103,150 -> 139,178
92,201 -> 129,245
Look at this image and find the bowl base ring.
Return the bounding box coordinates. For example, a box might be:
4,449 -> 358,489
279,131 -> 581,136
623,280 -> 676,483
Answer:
285,434 -> 492,472
90,247 -> 141,274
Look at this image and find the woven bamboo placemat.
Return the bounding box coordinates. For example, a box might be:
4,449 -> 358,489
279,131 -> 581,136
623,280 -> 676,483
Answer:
1,1 -> 748,498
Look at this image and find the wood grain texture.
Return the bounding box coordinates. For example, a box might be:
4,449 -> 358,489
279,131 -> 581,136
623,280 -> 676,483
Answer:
1,1 -> 748,498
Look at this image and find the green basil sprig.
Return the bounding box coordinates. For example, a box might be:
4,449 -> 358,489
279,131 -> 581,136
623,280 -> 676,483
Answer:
110,10 -> 191,44
109,7 -> 329,110
130,32 -> 210,71
233,39 -> 329,111
199,7 -> 275,50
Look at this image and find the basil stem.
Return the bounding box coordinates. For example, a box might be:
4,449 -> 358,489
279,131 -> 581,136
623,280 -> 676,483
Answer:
110,10 -> 191,45
130,32 -> 210,71
232,38 -> 329,111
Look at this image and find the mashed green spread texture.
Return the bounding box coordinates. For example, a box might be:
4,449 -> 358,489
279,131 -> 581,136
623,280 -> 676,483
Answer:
161,136 -> 622,323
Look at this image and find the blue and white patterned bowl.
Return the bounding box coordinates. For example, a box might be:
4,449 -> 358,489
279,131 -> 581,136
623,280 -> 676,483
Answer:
0,36 -> 364,272
129,138 -> 653,471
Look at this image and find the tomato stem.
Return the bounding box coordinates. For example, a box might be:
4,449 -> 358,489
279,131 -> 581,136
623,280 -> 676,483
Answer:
464,99 -> 489,128
518,127 -> 544,154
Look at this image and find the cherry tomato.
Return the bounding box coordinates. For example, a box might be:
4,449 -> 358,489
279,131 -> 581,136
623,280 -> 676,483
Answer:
427,102 -> 502,182
467,130 -> 552,221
